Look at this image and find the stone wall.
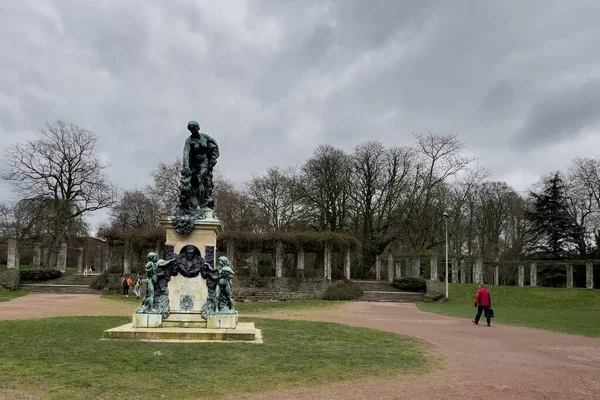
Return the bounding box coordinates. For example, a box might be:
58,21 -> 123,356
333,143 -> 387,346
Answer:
91,273 -> 331,301
233,276 -> 331,301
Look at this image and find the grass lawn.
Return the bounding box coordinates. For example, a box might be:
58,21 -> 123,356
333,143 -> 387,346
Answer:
418,283 -> 600,337
0,287 -> 27,302
100,293 -> 346,314
0,316 -> 428,400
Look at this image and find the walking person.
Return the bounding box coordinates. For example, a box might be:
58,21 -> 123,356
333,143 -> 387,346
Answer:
122,275 -> 132,297
133,273 -> 143,299
472,283 -> 492,327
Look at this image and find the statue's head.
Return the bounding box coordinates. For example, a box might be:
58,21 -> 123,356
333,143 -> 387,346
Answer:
218,256 -> 229,269
187,120 -> 200,135
185,245 -> 195,260
147,252 -> 158,262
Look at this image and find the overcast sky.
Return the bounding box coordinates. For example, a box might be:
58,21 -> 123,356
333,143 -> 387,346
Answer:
1,0 -> 600,231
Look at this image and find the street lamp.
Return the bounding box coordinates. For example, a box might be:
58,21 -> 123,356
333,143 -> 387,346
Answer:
443,212 -> 449,300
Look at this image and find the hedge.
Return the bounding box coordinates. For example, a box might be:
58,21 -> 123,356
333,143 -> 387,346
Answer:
391,277 -> 427,293
20,269 -> 62,282
322,279 -> 364,300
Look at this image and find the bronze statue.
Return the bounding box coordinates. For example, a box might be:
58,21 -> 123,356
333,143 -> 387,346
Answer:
214,256 -> 235,313
136,252 -> 174,315
173,120 -> 219,235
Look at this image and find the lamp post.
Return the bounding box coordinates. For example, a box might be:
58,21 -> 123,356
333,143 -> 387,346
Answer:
443,212 -> 449,300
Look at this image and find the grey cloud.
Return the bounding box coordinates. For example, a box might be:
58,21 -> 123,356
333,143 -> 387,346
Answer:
2,0 -> 600,230
514,80 -> 600,150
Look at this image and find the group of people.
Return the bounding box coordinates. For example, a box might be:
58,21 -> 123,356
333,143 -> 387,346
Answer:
82,266 -> 93,276
122,273 -> 144,299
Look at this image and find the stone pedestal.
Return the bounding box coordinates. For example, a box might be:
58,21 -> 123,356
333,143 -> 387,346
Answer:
160,217 -> 222,317
207,312 -> 238,329
132,313 -> 163,328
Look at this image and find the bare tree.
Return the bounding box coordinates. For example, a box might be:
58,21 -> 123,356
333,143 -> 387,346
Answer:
297,145 -> 352,231
402,132 -> 475,251
149,157 -> 182,215
247,167 -> 299,231
214,178 -> 257,231
2,120 -> 115,243
349,142 -> 415,271
109,189 -> 161,229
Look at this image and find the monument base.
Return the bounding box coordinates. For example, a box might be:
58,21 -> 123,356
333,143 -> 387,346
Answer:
103,322 -> 262,343
162,312 -> 207,328
132,313 -> 163,328
207,312 -> 238,329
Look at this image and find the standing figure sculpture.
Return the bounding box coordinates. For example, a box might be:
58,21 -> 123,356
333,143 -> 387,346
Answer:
137,252 -> 174,314
214,256 -> 235,314
174,120 -> 219,226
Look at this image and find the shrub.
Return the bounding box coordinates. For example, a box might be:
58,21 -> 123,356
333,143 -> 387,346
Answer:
391,277 -> 427,293
20,269 -> 62,281
323,279 -> 364,301
90,272 -> 123,293
0,269 -> 20,290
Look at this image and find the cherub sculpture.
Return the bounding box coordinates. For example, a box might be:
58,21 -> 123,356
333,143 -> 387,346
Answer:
136,252 -> 174,314
214,256 -> 235,314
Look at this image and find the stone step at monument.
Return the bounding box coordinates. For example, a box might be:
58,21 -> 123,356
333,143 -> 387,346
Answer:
162,321 -> 207,328
235,292 -> 320,302
162,312 -> 207,328
360,290 -> 425,302
352,280 -> 405,292
21,274 -> 97,286
20,283 -> 100,295
103,322 -> 262,343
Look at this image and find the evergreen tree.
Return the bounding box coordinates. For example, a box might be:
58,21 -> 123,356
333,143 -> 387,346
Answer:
526,173 -> 582,286
526,173 -> 580,259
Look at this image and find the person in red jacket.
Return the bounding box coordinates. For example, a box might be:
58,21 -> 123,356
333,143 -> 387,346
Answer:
472,283 -> 492,327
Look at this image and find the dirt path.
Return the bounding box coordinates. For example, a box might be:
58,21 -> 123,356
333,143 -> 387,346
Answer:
0,293 -> 135,319
1,296 -> 599,399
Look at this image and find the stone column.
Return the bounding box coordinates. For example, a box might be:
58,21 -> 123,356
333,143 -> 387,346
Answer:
460,259 -> 467,283
33,243 -> 41,270
413,257 -> 421,278
323,243 -> 332,281
275,241 -> 283,278
297,247 -> 305,277
493,264 -> 499,286
344,249 -> 351,279
57,243 -> 67,273
530,262 -> 537,287
6,239 -> 17,269
474,256 -> 483,284
387,253 -> 394,283
375,256 -> 381,280
430,254 -> 438,282
123,242 -> 132,274
226,241 -> 235,269
395,261 -> 402,279
42,247 -> 49,268
15,245 -> 20,270
451,257 -> 458,283
586,262 -> 594,289
517,265 -> 525,287
103,246 -> 111,272
566,264 -> 573,288
77,247 -> 84,273
250,248 -> 260,276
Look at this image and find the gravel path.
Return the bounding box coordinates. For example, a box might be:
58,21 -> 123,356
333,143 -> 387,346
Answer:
1,295 -> 599,399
